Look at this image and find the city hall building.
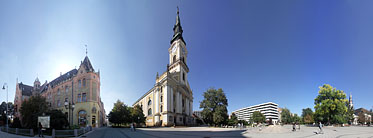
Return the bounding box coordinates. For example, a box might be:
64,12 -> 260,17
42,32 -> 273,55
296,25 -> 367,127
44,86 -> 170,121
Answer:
232,102 -> 279,124
14,55 -> 106,128
133,8 -> 194,126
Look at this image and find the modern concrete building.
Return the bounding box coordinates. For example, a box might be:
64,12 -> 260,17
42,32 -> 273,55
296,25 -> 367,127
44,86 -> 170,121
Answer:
232,102 -> 279,124
14,55 -> 106,128
133,8 -> 194,127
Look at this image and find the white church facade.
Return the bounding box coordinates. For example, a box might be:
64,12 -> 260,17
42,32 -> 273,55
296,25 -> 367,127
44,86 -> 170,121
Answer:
133,8 -> 194,127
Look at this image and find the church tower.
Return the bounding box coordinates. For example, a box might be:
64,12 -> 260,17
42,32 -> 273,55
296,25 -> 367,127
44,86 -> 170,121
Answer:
168,7 -> 189,85
33,77 -> 40,91
349,94 -> 353,108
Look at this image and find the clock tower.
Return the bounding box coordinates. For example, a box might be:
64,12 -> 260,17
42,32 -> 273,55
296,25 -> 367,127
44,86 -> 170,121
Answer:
168,7 -> 189,85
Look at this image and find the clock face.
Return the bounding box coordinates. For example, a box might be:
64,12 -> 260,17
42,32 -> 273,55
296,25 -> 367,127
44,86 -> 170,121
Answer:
172,45 -> 177,53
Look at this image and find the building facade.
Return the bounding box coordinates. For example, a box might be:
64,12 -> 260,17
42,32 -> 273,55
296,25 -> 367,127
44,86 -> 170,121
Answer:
133,8 -> 194,127
14,56 -> 106,127
232,102 -> 279,124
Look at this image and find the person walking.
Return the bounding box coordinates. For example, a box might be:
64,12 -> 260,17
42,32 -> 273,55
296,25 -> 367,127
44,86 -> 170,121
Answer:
133,123 -> 136,131
318,122 -> 323,134
38,122 -> 44,137
130,123 -> 134,131
292,122 -> 296,132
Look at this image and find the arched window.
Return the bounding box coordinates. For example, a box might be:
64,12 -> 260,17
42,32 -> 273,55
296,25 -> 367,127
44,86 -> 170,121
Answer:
148,99 -> 152,106
160,106 -> 163,112
92,107 -> 97,113
83,78 -> 86,87
173,55 -> 176,63
78,80 -> 82,89
161,95 -> 163,102
148,108 -> 152,115
78,110 -> 87,127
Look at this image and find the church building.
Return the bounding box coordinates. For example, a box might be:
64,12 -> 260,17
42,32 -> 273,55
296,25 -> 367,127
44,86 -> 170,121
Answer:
133,8 -> 195,126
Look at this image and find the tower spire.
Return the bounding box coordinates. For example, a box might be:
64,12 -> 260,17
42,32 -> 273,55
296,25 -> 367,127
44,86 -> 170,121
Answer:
85,45 -> 88,56
171,6 -> 185,44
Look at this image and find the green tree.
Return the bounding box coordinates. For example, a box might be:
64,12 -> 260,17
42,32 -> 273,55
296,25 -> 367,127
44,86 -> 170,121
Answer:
281,108 -> 292,124
47,109 -> 68,129
228,113 -> 238,126
10,117 -> 22,128
314,84 -> 349,124
238,120 -> 248,126
200,88 -> 228,126
20,95 -> 49,129
0,102 -> 13,125
108,100 -> 131,126
251,111 -> 266,124
301,108 -> 314,124
292,114 -> 301,123
346,106 -> 354,125
130,105 -> 146,124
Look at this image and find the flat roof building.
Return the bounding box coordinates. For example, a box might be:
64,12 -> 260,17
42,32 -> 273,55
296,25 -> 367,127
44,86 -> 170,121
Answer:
232,102 -> 279,124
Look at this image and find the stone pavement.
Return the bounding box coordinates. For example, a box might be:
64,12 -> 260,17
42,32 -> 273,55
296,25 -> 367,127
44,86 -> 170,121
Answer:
243,125 -> 373,138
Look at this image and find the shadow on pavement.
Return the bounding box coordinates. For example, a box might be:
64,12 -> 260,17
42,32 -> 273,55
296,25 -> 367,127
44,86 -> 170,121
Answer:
133,129 -> 247,138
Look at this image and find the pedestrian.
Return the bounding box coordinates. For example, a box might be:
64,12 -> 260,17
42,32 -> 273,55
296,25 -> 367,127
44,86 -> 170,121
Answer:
38,122 -> 44,137
292,122 -> 296,132
318,122 -> 323,134
130,123 -> 134,131
133,123 -> 136,131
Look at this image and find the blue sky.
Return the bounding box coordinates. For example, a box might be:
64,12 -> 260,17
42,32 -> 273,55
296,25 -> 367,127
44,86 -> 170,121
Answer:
0,0 -> 373,115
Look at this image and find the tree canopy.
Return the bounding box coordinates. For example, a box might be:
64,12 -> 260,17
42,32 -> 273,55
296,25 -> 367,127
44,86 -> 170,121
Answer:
251,111 -> 266,124
20,95 -> 49,129
108,100 -> 145,127
228,113 -> 238,126
314,84 -> 349,124
200,88 -> 228,126
281,108 -> 292,124
302,108 -> 314,124
19,95 -> 68,129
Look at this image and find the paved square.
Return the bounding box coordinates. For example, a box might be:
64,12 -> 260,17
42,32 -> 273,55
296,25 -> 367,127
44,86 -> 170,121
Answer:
82,125 -> 373,138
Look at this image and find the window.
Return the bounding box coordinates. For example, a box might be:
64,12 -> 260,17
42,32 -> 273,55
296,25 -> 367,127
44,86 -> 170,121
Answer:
78,110 -> 87,127
160,106 -> 163,112
148,108 -> 152,115
182,99 -> 185,107
161,95 -> 163,102
65,98 -> 68,103
83,78 -> 86,87
65,86 -> 69,94
57,88 -> 60,95
183,73 -> 185,81
78,80 -> 82,89
57,100 -> 61,107
148,99 -> 152,106
161,86 -> 163,92
82,93 -> 87,102
173,55 -> 176,63
78,94 -> 81,102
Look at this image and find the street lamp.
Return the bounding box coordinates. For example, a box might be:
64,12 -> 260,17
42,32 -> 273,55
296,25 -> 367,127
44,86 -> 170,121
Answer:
64,99 -> 75,127
2,83 -> 8,133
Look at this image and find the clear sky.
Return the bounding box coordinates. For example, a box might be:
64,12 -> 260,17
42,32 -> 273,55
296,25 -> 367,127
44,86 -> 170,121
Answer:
0,0 -> 373,115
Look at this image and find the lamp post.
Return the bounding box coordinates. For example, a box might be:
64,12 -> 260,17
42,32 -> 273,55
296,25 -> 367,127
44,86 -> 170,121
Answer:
64,100 -> 75,127
2,83 -> 8,133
